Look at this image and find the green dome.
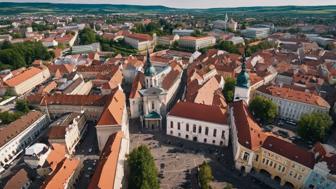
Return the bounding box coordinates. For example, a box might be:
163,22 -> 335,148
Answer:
236,61 -> 250,88
237,71 -> 250,88
144,66 -> 156,76
144,49 -> 156,77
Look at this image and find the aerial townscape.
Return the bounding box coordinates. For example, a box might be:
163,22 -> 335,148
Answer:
1,1 -> 336,189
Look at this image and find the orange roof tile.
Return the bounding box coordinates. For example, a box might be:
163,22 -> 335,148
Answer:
88,132 -> 123,189
169,101 -> 228,125
129,72 -> 144,99
97,89 -> 125,126
42,157 -> 80,189
0,111 -> 44,148
257,85 -> 330,108
232,101 -> 270,151
4,67 -> 42,87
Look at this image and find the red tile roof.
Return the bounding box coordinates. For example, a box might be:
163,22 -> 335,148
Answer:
4,67 -> 42,87
88,131 -> 123,189
232,101 -> 270,151
4,169 -> 30,189
0,111 -> 44,148
262,136 -> 315,168
42,157 -> 80,189
129,72 -> 144,99
169,101 -> 228,125
97,89 -> 125,126
257,85 -> 330,108
125,33 -> 152,42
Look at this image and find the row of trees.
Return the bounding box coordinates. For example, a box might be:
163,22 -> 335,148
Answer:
245,41 -> 277,56
0,41 -> 53,69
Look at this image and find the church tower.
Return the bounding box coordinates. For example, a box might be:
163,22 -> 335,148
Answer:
234,51 -> 251,104
144,49 -> 156,89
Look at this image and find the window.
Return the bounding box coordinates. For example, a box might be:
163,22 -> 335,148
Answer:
221,131 -> 225,139
266,159 -> 269,165
186,124 -> 189,131
151,102 -> 155,110
205,127 -> 209,135
213,129 -> 217,137
204,138 -> 207,143
255,155 -> 259,162
178,133 -> 181,137
270,161 -> 273,167
193,125 -> 196,133
198,126 -> 202,134
178,122 -> 181,130
243,152 -> 250,161
170,131 -> 173,135
212,140 -> 216,144
186,135 -> 189,139
220,141 -> 223,146
170,121 -> 173,128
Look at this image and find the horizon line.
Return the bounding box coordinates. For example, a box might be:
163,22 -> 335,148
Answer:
1,1 -> 336,10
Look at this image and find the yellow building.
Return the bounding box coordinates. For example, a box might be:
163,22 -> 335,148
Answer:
230,101 -> 315,189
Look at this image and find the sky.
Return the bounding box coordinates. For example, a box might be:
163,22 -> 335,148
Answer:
4,0 -> 336,8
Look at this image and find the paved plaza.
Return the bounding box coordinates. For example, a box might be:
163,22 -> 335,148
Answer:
129,119 -> 267,189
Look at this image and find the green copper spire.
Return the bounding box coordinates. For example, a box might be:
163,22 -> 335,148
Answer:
144,48 -> 156,77
236,50 -> 250,88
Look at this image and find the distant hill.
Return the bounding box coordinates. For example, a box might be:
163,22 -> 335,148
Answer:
0,2 -> 336,16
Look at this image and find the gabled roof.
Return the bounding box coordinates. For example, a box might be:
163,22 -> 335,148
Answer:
232,101 -> 270,151
169,101 -> 228,125
262,136 -> 315,169
129,72 -> 144,99
0,111 -> 44,148
257,84 -> 330,108
97,89 -> 125,126
4,67 -> 42,87
88,132 -> 123,189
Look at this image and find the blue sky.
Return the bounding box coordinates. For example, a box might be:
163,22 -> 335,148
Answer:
4,0 -> 336,8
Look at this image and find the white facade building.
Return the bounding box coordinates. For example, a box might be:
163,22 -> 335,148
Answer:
0,111 -> 49,173
256,85 -> 330,121
179,36 -> 216,50
241,27 -> 270,39
129,50 -> 183,130
24,143 -> 51,168
167,102 -> 229,146
172,29 -> 194,36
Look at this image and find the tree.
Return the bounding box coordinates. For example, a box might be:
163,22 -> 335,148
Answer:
79,27 -> 97,45
223,77 -> 236,103
191,29 -> 206,37
198,162 -> 213,189
249,96 -> 278,124
15,99 -> 30,114
0,111 -> 22,124
298,112 -> 333,142
128,145 -> 159,189
216,41 -> 240,54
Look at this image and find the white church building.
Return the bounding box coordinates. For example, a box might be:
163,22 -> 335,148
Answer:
129,50 -> 183,130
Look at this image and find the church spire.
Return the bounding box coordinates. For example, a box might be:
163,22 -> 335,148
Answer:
236,48 -> 250,88
144,48 -> 156,77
